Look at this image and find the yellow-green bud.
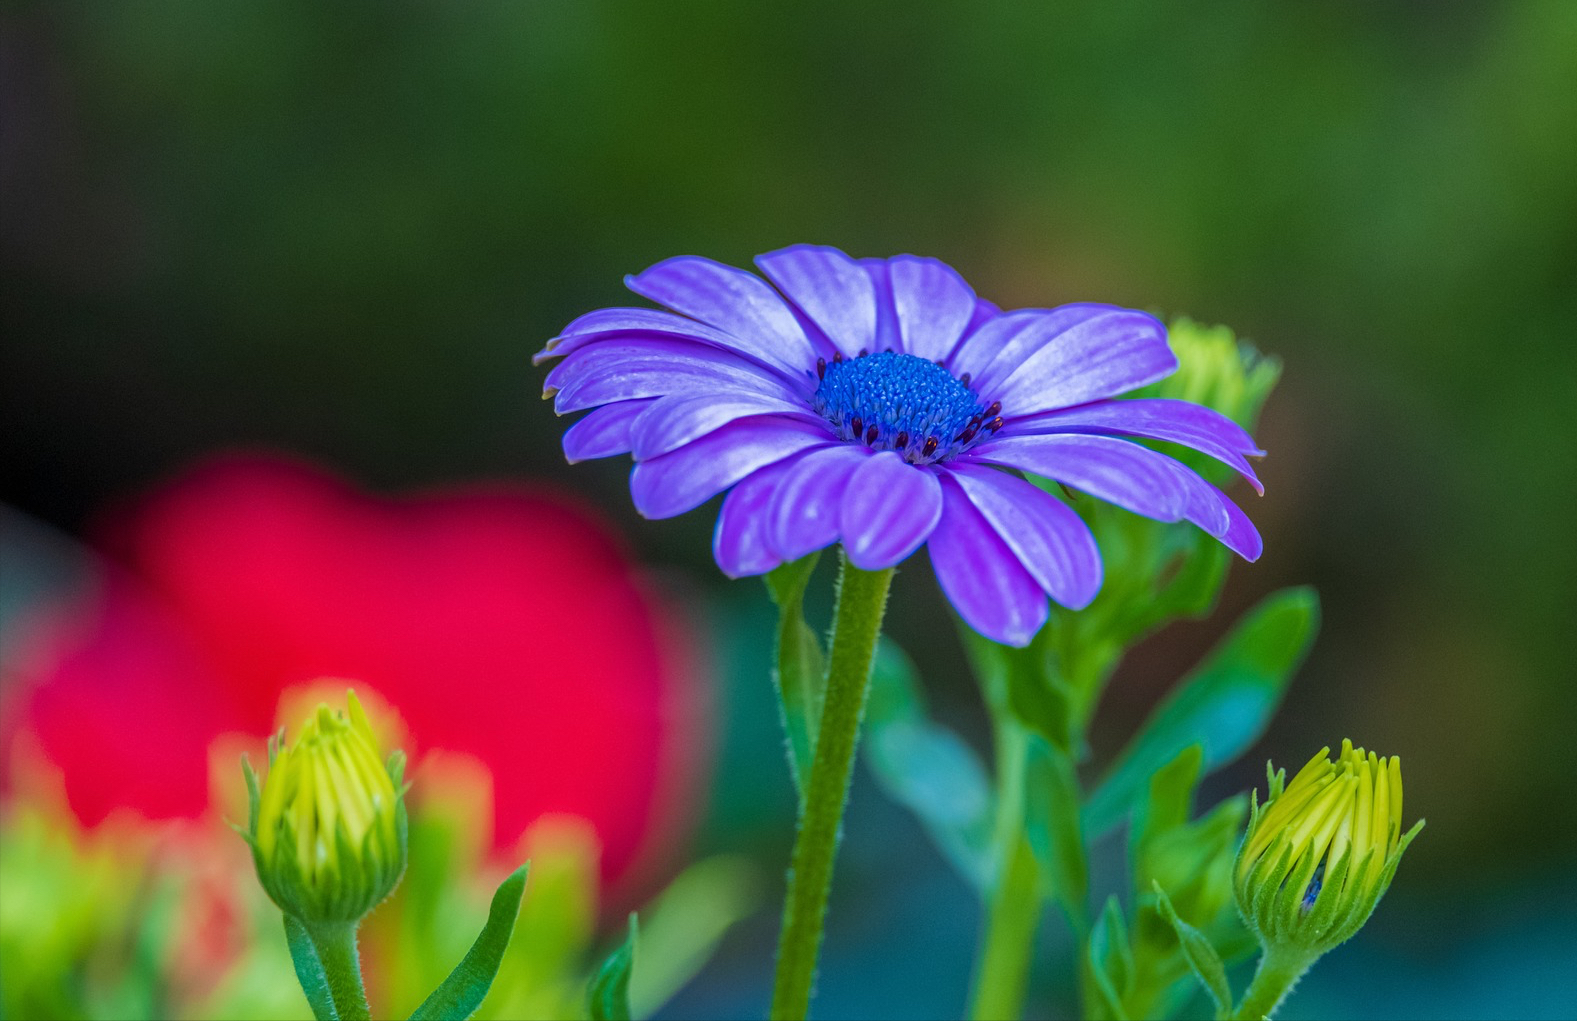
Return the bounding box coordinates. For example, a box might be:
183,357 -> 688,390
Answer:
1234,740 -> 1423,956
241,690 -> 408,924
1146,319 -> 1281,432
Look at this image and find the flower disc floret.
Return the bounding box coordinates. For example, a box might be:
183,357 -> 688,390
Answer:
812,351 -> 994,463
1234,740 -> 1423,956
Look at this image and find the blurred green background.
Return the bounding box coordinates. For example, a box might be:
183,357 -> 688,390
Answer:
2,3 -> 1574,1018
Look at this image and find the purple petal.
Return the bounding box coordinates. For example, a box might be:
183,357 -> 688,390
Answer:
948,304 -> 1125,392
990,308 -> 1177,415
768,444 -> 873,561
562,399 -> 656,463
630,391 -> 818,461
629,417 -> 834,520
713,457 -> 802,577
536,308 -> 749,364
1171,469 -> 1264,561
967,433 -> 1205,527
838,451 -> 944,570
887,255 -> 978,364
755,245 -> 877,359
970,433 -> 1261,559
862,258 -> 902,354
1004,398 -> 1265,493
546,338 -> 807,413
963,297 -> 1002,338
946,462 -> 1103,610
927,474 -> 1050,647
626,256 -> 818,375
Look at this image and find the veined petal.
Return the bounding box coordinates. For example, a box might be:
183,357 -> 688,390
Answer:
755,245 -> 877,359
629,417 -> 834,520
626,256 -> 818,374
536,307 -> 749,363
768,444 -> 872,561
927,474 -> 1050,647
1003,397 -> 1265,492
562,399 -> 657,463
886,255 -> 978,364
991,307 -> 1176,415
547,338 -> 807,413
713,457 -> 802,578
630,391 -> 818,461
946,463 -> 1103,609
838,452 -> 944,570
950,304 -> 1127,394
970,434 -> 1262,560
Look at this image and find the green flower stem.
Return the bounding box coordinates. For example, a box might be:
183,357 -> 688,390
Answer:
1232,946 -> 1317,1020
968,719 -> 1039,1021
770,555 -> 895,1020
303,920 -> 372,1021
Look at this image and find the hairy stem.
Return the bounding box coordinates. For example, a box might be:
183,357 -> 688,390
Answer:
770,555 -> 894,1020
1233,946 -> 1316,1020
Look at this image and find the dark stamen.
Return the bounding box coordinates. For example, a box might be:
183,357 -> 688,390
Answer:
833,352 -> 843,364
954,428 -> 976,443
865,424 -> 878,445
923,436 -> 939,456
817,356 -> 827,380
851,416 -> 863,438
984,401 -> 1001,418
858,347 -> 868,358
987,417 -> 1004,433
895,431 -> 909,448
959,372 -> 971,387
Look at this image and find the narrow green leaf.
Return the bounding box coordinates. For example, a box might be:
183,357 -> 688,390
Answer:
764,553 -> 825,796
589,914 -> 638,1021
1084,587 -> 1320,836
409,864 -> 529,1021
1086,896 -> 1132,1019
1023,734 -> 1088,923
283,914 -> 339,1021
864,639 -> 995,887
1152,883 -> 1233,1018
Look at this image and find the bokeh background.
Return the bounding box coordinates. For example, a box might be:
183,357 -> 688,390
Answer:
3,3 -> 1575,1019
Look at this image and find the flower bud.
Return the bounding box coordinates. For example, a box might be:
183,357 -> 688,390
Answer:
241,690 -> 407,924
1234,740 -> 1422,956
1151,318 -> 1280,429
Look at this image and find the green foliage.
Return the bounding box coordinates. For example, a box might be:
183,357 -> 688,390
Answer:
587,915 -> 638,1021
1022,735 -> 1089,926
864,639 -> 995,888
410,865 -> 529,1021
764,553 -> 827,798
1084,587 -> 1320,836
1152,884 -> 1233,1019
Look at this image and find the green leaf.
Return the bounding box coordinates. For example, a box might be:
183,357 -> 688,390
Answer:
764,553 -> 825,797
628,856 -> 759,1017
1152,883 -> 1233,1018
283,914 -> 339,1021
588,914 -> 638,1021
409,863 -> 529,1021
1086,896 -> 1133,1019
1084,587 -> 1320,836
1023,734 -> 1088,923
864,639 -> 995,887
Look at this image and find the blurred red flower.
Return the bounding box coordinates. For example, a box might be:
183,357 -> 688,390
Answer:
13,454 -> 703,888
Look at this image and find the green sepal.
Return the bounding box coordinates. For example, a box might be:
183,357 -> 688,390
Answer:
864,639 -> 995,887
1087,896 -> 1134,1019
588,913 -> 638,1021
409,863 -> 530,1021
283,914 -> 340,1021
1152,882 -> 1233,1019
1023,733 -> 1089,924
1084,587 -> 1320,836
764,553 -> 826,798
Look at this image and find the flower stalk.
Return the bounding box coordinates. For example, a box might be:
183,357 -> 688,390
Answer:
771,555 -> 894,1020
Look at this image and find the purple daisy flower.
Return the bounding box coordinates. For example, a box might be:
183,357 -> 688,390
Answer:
537,245 -> 1263,647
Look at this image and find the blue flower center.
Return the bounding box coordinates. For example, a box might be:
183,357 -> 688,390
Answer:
811,351 -> 1002,464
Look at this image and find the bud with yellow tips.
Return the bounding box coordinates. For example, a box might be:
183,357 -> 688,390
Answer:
240,690 -> 408,926
1229,741 -> 1423,1018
